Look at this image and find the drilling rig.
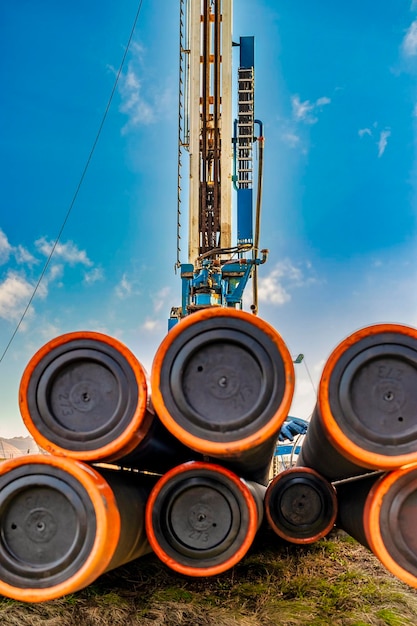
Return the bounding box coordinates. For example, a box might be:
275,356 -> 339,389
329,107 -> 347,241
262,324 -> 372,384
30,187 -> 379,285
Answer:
3,2 -> 417,601
169,0 -> 267,327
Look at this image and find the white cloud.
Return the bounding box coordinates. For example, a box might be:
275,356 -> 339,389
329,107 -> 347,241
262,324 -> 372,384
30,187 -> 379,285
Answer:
119,66 -> 155,131
14,245 -> 37,266
0,234 -> 94,326
142,318 -> 162,332
0,230 -> 38,267
292,95 -> 315,122
258,276 -> 291,305
315,96 -> 331,107
403,20 -> 417,56
152,286 -> 171,313
115,41 -> 174,134
0,229 -> 12,265
47,264 -> 64,286
281,132 -> 301,148
125,67 -> 141,91
129,41 -> 145,63
35,238 -> 93,267
48,263 -> 64,280
0,272 -> 35,322
377,129 -> 391,157
257,259 -> 316,306
38,321 -> 63,341
358,124 -> 391,157
291,94 -> 331,124
115,274 -> 134,299
135,286 -> 172,332
84,267 -> 104,285
114,272 -> 145,299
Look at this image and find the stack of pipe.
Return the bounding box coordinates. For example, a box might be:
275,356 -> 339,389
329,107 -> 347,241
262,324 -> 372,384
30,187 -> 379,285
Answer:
0,308 -> 295,601
0,456 -> 153,602
265,323 -> 417,589
6,315 -> 417,599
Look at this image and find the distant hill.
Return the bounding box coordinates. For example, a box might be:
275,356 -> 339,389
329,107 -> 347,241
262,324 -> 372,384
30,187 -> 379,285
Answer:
7,436 -> 40,454
0,436 -> 40,458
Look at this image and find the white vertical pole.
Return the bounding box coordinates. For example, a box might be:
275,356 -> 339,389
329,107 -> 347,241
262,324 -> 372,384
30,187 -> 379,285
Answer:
187,0 -> 233,264
188,0 -> 202,264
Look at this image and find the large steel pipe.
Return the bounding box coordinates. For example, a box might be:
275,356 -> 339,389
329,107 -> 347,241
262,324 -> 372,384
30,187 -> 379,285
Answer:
297,324 -> 417,481
0,455 -> 152,602
145,460 -> 265,576
336,465 -> 417,589
265,467 -> 337,544
151,308 -> 294,484
19,331 -> 194,471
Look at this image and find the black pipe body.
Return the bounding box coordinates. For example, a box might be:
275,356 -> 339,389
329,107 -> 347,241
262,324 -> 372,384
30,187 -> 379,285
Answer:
335,473 -> 381,547
297,408 -> 372,481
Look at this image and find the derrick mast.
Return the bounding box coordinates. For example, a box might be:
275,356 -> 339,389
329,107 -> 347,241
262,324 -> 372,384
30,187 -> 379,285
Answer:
171,0 -> 266,327
187,0 -> 232,261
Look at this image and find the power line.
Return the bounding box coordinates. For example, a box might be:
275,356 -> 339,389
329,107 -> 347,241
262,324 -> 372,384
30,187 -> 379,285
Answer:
0,0 -> 145,364
303,356 -> 317,395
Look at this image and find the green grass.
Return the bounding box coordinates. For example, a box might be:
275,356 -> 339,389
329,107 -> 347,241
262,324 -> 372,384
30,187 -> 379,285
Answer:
1,531 -> 417,625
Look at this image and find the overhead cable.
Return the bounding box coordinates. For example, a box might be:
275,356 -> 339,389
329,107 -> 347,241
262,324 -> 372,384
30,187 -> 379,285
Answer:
0,0 -> 145,364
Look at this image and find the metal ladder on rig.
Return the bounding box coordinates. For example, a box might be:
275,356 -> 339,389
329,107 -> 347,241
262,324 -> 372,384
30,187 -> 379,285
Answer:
236,67 -> 254,195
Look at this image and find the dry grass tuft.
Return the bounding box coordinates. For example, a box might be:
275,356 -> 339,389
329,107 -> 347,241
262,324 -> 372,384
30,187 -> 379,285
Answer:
1,530 -> 417,625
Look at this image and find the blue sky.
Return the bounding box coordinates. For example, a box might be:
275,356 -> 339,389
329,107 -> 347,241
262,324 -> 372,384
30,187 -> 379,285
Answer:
1,0 -> 417,438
